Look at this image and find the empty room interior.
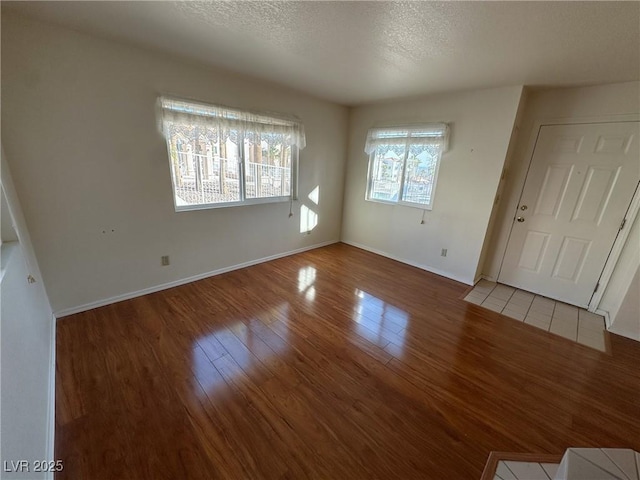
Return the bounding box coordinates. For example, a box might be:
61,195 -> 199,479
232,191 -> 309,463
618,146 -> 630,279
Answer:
2,2 -> 640,479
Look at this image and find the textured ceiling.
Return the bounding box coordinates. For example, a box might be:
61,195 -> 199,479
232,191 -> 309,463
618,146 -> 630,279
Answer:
4,1 -> 639,105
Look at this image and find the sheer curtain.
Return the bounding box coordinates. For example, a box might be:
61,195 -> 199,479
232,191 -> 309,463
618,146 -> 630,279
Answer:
158,96 -> 306,149
364,124 -> 449,154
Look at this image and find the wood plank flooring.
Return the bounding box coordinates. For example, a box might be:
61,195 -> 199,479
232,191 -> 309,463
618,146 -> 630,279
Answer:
55,243 -> 640,479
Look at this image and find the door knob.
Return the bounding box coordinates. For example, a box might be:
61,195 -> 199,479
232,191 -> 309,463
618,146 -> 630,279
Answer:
516,217 -> 525,222
520,205 -> 528,211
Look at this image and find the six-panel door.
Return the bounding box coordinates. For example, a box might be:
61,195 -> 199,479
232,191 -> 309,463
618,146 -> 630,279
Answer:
499,122 -> 639,307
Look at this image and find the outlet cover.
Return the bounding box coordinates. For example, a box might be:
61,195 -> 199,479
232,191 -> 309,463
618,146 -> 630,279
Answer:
161,255 -> 170,266
441,249 -> 447,257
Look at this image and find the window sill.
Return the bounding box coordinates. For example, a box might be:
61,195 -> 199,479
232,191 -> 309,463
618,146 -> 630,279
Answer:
365,198 -> 433,211
175,195 -> 292,212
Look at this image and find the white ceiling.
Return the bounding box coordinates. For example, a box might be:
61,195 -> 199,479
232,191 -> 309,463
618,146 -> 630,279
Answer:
4,1 -> 639,105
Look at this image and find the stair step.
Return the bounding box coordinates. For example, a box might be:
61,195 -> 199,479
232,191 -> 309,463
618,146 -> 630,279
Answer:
556,448 -> 640,480
482,449 -> 640,480
481,452 -> 563,480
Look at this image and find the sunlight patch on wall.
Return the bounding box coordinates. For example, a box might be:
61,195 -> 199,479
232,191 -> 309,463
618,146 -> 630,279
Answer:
308,185 -> 319,205
300,185 -> 319,233
300,205 -> 318,233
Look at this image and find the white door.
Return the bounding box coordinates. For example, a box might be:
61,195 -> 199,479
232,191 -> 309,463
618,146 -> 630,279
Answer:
499,122 -> 639,308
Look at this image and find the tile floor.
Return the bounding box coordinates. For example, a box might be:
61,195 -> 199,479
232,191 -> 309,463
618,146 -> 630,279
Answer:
465,280 -> 607,352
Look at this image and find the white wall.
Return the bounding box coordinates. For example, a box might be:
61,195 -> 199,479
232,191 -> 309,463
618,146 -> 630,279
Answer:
608,264 -> 640,341
1,152 -> 55,480
601,212 -> 640,339
475,89 -> 530,282
1,14 -> 349,315
481,82 -> 640,335
341,86 -> 523,285
1,190 -> 18,242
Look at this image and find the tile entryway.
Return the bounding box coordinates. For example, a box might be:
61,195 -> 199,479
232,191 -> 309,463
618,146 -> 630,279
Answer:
465,280 -> 607,352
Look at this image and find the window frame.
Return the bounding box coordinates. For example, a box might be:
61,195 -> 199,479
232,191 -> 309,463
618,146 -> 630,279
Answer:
364,125 -> 447,211
165,136 -> 299,213
160,97 -> 302,212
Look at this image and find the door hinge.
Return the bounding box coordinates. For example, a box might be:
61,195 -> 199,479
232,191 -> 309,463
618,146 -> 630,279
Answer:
593,282 -> 600,293
619,218 -> 627,231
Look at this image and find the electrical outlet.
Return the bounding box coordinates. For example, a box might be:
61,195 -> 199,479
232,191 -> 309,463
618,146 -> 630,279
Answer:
441,248 -> 447,257
161,255 -> 170,266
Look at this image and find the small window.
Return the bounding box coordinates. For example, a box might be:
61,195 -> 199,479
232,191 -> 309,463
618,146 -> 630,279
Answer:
364,124 -> 448,210
158,97 -> 305,211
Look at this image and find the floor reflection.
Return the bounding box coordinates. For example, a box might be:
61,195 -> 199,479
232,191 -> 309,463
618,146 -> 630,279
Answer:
353,288 -> 408,348
298,266 -> 317,303
192,341 -> 227,394
192,302 -> 291,399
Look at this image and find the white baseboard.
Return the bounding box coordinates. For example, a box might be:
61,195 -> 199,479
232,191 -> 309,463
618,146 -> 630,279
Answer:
54,240 -> 338,318
46,313 -> 56,478
596,309 -> 611,329
480,274 -> 497,283
342,240 -> 473,286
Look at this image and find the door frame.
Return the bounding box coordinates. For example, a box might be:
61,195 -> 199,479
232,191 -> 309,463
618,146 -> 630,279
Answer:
499,113 -> 640,314
589,180 -> 640,315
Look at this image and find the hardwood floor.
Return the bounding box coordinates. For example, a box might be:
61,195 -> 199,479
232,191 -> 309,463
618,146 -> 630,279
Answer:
55,243 -> 640,479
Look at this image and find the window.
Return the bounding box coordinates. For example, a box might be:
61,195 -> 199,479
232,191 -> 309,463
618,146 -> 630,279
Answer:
159,97 -> 306,211
364,124 -> 448,210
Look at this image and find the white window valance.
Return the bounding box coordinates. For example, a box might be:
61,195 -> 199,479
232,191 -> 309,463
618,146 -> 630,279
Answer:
159,96 -> 306,149
364,123 -> 449,155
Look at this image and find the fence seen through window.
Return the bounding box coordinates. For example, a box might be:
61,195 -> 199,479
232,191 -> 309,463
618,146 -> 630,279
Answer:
166,125 -> 292,207
159,97 -> 304,211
